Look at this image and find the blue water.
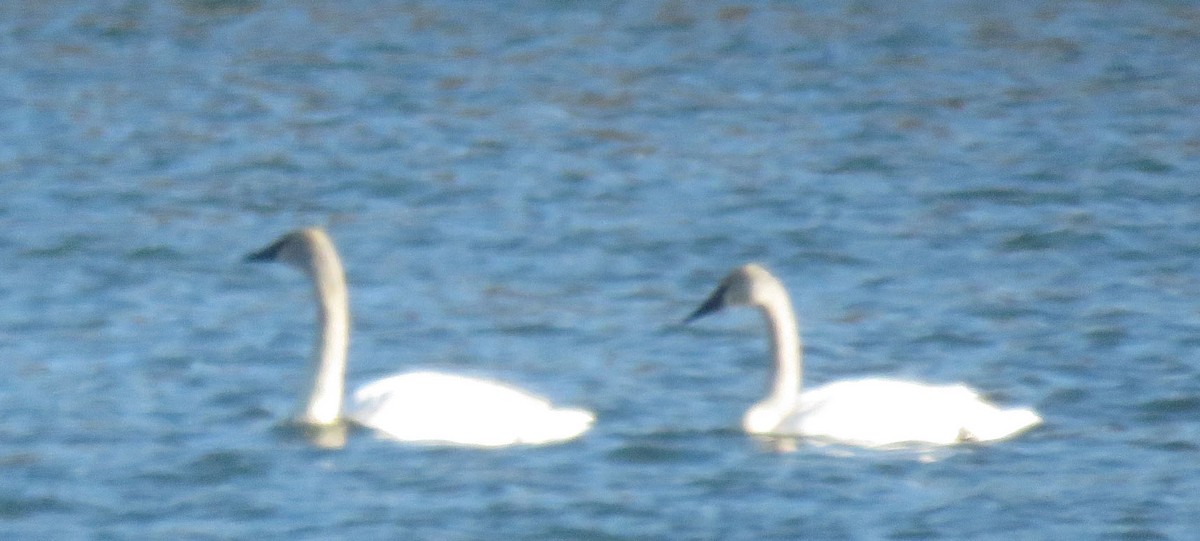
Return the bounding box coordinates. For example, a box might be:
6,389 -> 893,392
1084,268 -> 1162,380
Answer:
2,1 -> 1200,538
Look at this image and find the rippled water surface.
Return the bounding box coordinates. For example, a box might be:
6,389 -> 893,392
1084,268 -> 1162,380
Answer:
3,1 -> 1200,539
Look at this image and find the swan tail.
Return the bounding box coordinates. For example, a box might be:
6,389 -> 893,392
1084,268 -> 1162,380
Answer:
517,408 -> 595,445
962,406 -> 1042,443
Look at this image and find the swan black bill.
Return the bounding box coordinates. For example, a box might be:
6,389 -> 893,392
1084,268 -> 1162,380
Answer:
683,284 -> 728,324
244,238 -> 286,263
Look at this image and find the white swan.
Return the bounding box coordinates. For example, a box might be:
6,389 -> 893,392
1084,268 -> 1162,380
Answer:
246,227 -> 594,447
684,263 -> 1041,447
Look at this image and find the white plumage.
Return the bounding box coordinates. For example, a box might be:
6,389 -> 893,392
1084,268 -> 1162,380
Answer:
774,378 -> 1041,447
247,227 -> 593,447
686,263 -> 1041,448
350,371 -> 595,447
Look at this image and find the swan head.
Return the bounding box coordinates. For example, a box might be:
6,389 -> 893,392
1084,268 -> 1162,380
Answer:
245,227 -> 333,275
684,263 -> 786,322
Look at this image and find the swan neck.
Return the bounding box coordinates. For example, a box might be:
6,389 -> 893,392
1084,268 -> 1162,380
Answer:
301,241 -> 349,425
759,288 -> 802,406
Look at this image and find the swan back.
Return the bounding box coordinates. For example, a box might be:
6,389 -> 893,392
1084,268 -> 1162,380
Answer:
348,372 -> 595,447
786,378 -> 1042,447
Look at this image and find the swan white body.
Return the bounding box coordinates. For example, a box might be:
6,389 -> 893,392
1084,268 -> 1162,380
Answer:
686,263 -> 1041,448
350,372 -> 595,447
247,227 -> 593,447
